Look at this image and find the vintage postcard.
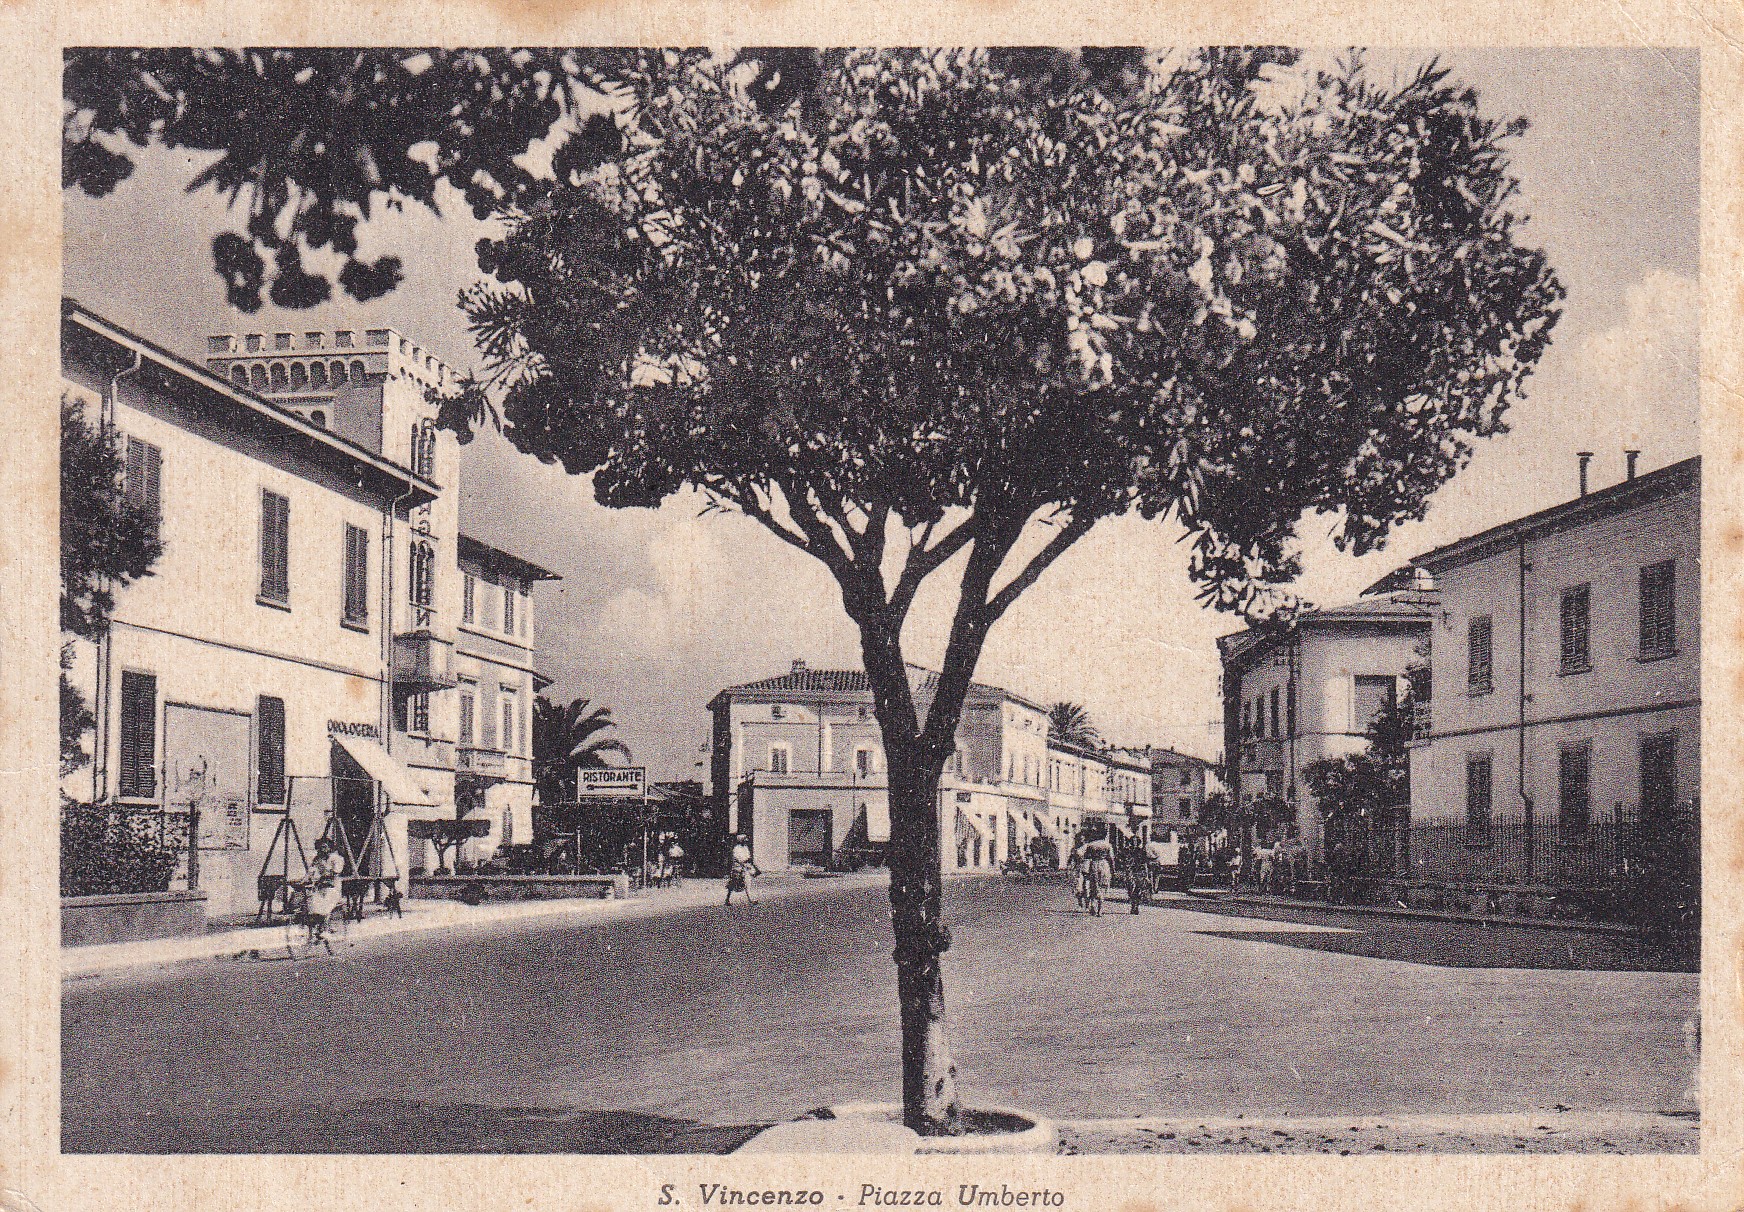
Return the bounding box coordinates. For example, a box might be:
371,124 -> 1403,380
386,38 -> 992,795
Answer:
3,3 -> 1741,1211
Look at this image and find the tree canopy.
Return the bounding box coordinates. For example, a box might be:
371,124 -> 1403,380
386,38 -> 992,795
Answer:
532,695 -> 631,803
61,394 -> 162,775
1047,702 -> 1102,751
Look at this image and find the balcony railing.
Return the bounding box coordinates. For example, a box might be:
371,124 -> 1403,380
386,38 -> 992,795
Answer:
457,746 -> 507,772
392,629 -> 455,691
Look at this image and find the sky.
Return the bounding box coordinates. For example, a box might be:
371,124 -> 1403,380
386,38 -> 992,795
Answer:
62,48 -> 1700,783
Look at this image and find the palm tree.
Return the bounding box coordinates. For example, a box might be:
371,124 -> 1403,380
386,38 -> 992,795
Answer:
1047,701 -> 1101,751
533,695 -> 632,802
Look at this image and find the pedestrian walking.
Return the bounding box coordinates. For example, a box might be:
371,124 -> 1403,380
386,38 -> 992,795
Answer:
1258,841 -> 1276,894
725,835 -> 759,906
1228,847 -> 1243,892
666,835 -> 686,884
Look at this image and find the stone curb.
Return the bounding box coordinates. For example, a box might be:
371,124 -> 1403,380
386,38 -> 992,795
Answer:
736,1103 -> 1057,1155
1183,889 -> 1649,938
62,871 -> 891,980
1056,1111 -> 1699,1155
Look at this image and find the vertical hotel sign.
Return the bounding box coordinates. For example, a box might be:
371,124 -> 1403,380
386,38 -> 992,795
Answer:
577,767 -> 647,798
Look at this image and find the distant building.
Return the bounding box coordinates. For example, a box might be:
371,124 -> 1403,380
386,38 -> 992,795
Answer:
1113,746 -> 1213,837
707,661 -> 1151,873
1217,586 -> 1436,849
1405,456 -> 1699,849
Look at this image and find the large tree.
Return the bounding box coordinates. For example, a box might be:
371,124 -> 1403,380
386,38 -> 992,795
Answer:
65,47 -> 1562,1134
444,49 -> 1560,1131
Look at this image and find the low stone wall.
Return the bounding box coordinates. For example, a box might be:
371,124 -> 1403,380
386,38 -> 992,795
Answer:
410,873 -> 629,903
62,890 -> 209,947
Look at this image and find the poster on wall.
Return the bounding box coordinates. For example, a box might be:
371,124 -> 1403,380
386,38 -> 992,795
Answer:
164,703 -> 252,851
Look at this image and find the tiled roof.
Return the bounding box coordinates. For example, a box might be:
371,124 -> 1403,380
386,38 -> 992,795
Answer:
711,663 -> 1046,714
728,668 -> 873,695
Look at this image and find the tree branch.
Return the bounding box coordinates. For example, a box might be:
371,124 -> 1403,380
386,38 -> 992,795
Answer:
711,482 -> 815,560
888,513 -> 979,621
983,512 -> 1098,623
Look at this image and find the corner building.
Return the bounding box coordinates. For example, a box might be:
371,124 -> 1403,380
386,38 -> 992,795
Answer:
708,661 -> 1151,874
1406,457 -> 1700,854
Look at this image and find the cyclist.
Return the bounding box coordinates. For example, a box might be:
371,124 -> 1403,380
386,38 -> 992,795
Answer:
1081,832 -> 1115,915
292,837 -> 345,951
725,834 -> 760,906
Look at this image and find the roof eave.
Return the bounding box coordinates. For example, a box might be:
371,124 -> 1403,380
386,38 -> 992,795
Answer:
64,301 -> 438,507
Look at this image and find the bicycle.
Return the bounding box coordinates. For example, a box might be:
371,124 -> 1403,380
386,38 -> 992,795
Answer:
280,882 -> 346,958
1085,869 -> 1104,917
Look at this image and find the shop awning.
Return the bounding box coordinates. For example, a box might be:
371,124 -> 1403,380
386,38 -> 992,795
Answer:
956,809 -> 991,844
330,733 -> 439,807
863,799 -> 891,844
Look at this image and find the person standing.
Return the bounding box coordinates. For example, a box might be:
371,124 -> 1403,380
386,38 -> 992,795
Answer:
666,835 -> 686,884
725,834 -> 759,906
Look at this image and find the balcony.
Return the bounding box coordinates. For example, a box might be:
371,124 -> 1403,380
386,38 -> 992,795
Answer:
393,629 -> 456,691
457,746 -> 507,773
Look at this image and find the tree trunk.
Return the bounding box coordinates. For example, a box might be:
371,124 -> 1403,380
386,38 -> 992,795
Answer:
884,744 -> 962,1134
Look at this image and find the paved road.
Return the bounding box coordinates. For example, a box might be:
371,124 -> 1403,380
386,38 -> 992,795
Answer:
62,875 -> 1697,1152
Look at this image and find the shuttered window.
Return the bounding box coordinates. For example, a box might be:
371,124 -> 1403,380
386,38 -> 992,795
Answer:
1639,560 -> 1675,659
1467,616 -> 1493,693
1560,584 -> 1590,673
410,691 -> 430,734
342,524 -> 369,627
1354,675 -> 1396,734
501,694 -> 516,754
259,489 -> 290,603
1558,742 -> 1591,836
502,586 -> 515,635
124,436 -> 162,532
462,573 -> 476,623
118,671 -> 157,798
458,688 -> 475,747
480,688 -> 498,750
1269,686 -> 1280,738
257,695 -> 286,805
1465,753 -> 1493,841
1640,733 -> 1677,817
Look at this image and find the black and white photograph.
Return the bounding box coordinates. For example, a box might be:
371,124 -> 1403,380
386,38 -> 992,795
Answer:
6,11 -> 1742,1210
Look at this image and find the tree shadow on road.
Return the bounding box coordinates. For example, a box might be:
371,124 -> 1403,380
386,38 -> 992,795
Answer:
62,1098 -> 772,1154
1192,917 -> 1695,973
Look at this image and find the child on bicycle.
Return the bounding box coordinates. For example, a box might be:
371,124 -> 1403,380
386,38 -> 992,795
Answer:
297,837 -> 345,947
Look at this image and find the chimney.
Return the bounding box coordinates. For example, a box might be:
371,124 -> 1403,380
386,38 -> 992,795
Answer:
1625,449 -> 1641,481
791,658 -> 808,674
1576,451 -> 1594,497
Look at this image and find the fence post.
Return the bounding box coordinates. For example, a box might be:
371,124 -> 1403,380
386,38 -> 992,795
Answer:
186,805 -> 201,891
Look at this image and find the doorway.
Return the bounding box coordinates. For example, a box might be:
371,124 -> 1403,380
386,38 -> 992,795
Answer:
787,808 -> 833,868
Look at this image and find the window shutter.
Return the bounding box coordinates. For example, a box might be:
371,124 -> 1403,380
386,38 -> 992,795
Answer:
1640,561 -> 1675,657
260,491 -> 289,601
458,691 -> 474,747
343,524 -> 369,624
257,695 -> 286,804
142,441 -> 161,519
118,671 -> 157,798
481,691 -> 497,750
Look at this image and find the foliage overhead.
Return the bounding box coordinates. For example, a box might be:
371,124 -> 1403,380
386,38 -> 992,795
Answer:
1046,702 -> 1103,751
448,47 -> 1562,620
63,48 -> 640,311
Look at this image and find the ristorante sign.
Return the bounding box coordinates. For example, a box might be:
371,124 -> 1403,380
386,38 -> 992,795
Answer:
577,767 -> 647,798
